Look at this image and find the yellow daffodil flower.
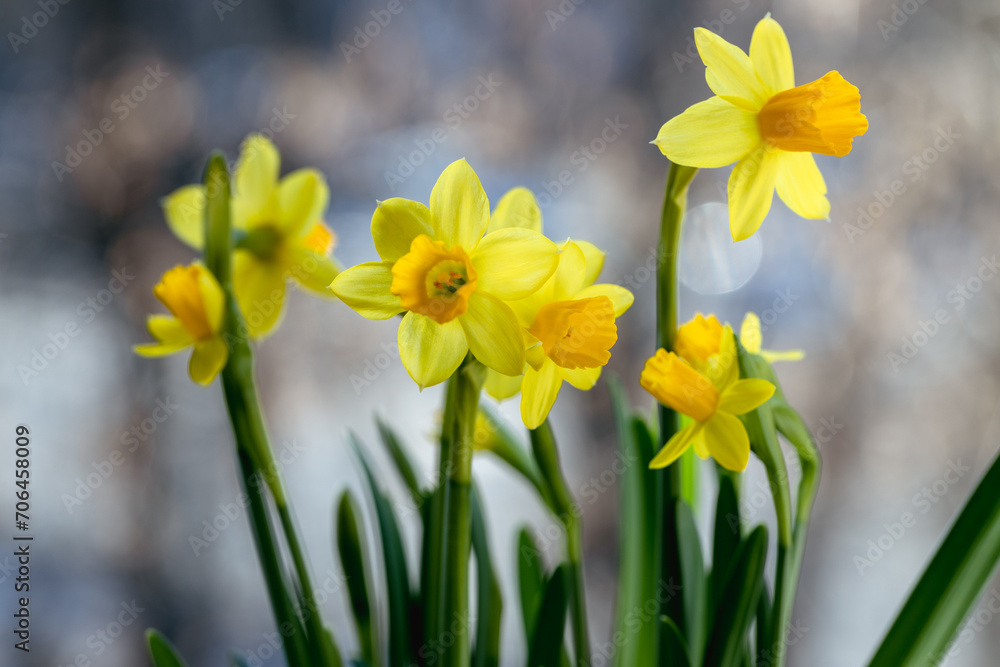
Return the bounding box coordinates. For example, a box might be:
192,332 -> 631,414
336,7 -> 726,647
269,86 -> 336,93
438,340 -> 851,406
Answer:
330,160 -> 560,389
163,134 -> 340,338
740,312 -> 804,362
134,264 -> 229,386
653,15 -> 868,241
641,314 -> 774,471
481,189 -> 633,429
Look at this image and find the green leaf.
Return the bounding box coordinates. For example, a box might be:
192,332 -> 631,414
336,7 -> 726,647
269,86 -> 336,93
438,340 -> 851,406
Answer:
608,376 -> 663,666
322,627 -> 346,667
756,579 -> 773,663
661,616 -> 691,667
351,435 -> 414,667
704,525 -> 768,667
676,499 -> 707,660
146,629 -> 188,667
376,415 -> 425,506
527,565 -> 569,667
471,486 -> 502,667
517,528 -> 545,640
712,473 -> 741,610
419,485 -> 443,646
869,449 -> 1000,667
336,491 -> 375,665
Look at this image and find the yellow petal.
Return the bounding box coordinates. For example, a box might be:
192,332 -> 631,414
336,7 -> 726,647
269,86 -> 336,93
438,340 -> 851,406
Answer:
162,185 -> 206,249
471,228 -> 559,301
147,315 -> 194,346
775,151 -> 829,220
484,368 -> 524,401
133,341 -> 189,357
487,186 -> 541,234
398,312 -> 468,389
575,240 -> 606,287
705,324 -> 739,391
329,261 -> 403,320
650,423 -> 701,469
694,27 -> 768,109
459,292 -> 525,377
761,349 -> 805,363
675,313 -> 724,363
562,365 -> 601,391
284,246 -> 341,296
552,241 -> 588,300
196,265 -> 227,334
749,15 -> 794,95
429,159 -> 490,249
718,379 -> 775,415
371,198 -> 434,262
520,360 -> 562,430
278,169 -> 330,238
703,412 -> 751,471
189,337 -> 229,386
727,143 -> 779,241
235,134 -> 280,214
740,312 -> 763,355
653,97 -> 761,169
640,350 -> 719,422
233,252 -> 286,338
573,284 -> 633,317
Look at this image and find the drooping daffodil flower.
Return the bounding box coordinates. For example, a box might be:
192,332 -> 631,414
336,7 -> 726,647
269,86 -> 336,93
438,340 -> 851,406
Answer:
641,313 -> 774,471
653,15 -> 868,241
134,263 -> 228,386
163,134 -> 340,338
481,188 -> 633,429
330,160 -> 560,389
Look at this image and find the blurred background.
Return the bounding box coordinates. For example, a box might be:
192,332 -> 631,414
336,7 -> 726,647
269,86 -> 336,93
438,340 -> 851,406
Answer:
2,0 -> 1000,664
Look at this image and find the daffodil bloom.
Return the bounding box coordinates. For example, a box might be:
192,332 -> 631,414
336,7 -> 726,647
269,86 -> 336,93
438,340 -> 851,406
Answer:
134,264 -> 229,386
480,189 -> 634,429
740,312 -> 804,362
163,134 -> 339,337
641,316 -> 774,471
653,15 -> 868,241
330,160 -> 559,389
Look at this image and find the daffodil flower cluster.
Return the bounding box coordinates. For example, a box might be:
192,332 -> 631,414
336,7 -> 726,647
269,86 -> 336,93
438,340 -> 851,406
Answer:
135,134 -> 341,384
641,314 -> 776,471
164,134 -> 340,338
331,160 -> 633,421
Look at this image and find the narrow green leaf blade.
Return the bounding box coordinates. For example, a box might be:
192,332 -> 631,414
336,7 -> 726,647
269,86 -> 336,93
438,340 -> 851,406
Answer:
608,376 -> 662,666
704,525 -> 768,667
661,615 -> 691,667
351,435 -> 414,667
376,415 -> 425,505
712,473 -> 741,610
869,449 -> 1000,667
517,528 -> 545,638
527,565 -> 570,667
146,629 -> 188,667
336,491 -> 375,665
676,499 -> 707,660
471,486 -> 502,667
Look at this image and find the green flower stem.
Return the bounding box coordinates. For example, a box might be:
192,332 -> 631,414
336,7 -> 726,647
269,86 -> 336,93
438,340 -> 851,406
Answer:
437,355 -> 486,667
237,449 -> 312,666
656,161 -> 698,658
203,154 -> 336,667
771,406 -> 821,667
530,420 -> 591,667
